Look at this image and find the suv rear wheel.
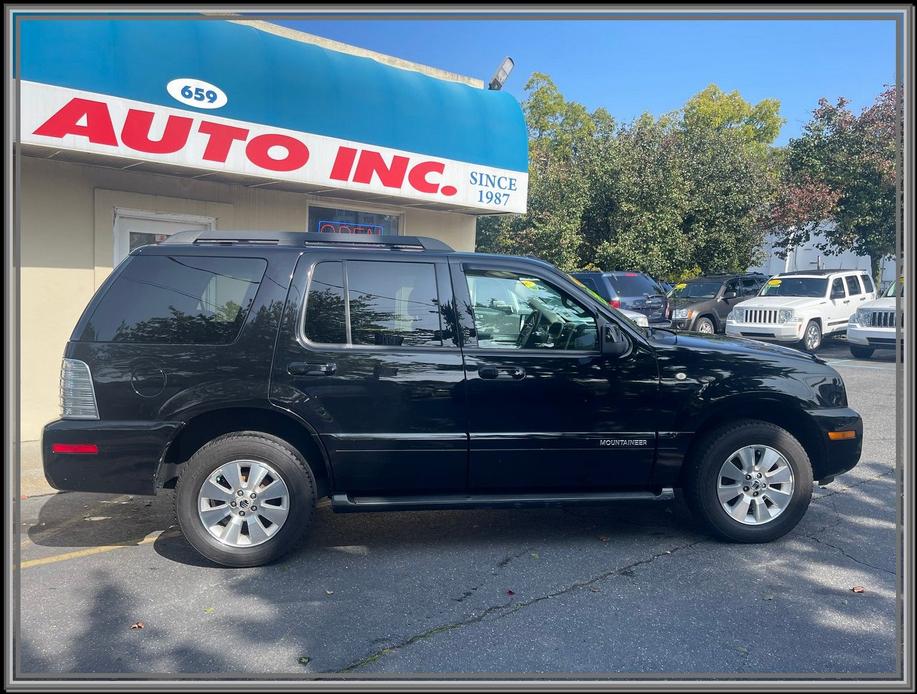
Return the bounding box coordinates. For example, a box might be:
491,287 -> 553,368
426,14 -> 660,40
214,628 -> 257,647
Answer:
683,420 -> 813,543
175,432 -> 316,567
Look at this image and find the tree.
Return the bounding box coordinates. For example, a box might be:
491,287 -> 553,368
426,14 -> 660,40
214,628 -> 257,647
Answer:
477,76 -> 785,280
768,86 -> 900,281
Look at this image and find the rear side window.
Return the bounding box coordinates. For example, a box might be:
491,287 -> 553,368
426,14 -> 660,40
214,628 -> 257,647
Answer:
861,274 -> 875,293
80,255 -> 266,344
741,278 -> 761,295
607,273 -> 661,296
576,275 -> 608,300
845,275 -> 863,296
303,260 -> 444,348
303,262 -> 347,345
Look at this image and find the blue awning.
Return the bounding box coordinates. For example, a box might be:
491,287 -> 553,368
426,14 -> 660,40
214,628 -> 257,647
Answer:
19,18 -> 528,173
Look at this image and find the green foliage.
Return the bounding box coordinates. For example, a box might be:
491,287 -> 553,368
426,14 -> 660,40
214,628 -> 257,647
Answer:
477,74 -> 782,280
767,87 -> 899,281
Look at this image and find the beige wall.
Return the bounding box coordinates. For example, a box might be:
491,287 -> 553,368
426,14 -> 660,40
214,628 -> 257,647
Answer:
19,156 -> 476,441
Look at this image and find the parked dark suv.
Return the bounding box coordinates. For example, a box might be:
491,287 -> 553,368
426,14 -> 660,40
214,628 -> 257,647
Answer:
670,273 -> 768,334
44,232 -> 863,567
570,271 -> 671,325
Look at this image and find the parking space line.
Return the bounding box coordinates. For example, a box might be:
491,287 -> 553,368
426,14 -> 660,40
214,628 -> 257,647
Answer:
17,529 -> 179,570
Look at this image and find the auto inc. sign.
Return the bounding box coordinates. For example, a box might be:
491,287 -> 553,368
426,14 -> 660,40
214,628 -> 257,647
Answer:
21,81 -> 528,214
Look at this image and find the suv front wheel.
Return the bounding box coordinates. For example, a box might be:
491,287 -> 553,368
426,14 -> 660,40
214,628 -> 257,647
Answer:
683,420 -> 813,543
800,320 -> 822,352
175,432 -> 316,567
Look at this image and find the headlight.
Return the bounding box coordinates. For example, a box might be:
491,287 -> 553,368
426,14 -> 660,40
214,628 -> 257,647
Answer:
778,308 -> 796,323
632,314 -> 649,328
727,309 -> 742,322
674,308 -> 690,319
852,308 -> 869,326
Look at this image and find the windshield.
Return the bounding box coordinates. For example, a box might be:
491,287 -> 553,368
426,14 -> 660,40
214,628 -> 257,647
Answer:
883,280 -> 902,298
671,281 -> 722,299
760,277 -> 828,297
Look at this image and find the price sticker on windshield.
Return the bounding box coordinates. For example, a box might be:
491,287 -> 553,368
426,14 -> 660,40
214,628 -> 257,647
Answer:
520,279 -> 537,289
675,283 -> 687,290
767,279 -> 782,286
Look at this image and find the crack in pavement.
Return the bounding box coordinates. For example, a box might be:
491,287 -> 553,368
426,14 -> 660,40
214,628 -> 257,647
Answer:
802,532 -> 896,577
336,538 -> 705,673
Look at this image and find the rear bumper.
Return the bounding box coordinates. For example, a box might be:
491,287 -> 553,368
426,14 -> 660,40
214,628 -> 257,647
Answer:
42,420 -> 182,496
807,407 -> 863,481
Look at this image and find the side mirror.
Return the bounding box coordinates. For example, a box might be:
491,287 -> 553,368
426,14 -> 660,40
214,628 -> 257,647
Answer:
602,321 -> 629,357
721,289 -> 737,300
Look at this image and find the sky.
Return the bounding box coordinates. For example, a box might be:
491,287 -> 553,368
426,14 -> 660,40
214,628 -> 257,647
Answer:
272,18 -> 897,146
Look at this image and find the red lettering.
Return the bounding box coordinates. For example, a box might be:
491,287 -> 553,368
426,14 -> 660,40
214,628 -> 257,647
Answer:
408,161 -> 445,193
121,109 -> 193,154
330,146 -> 358,181
352,151 -> 409,188
245,134 -> 309,172
33,97 -> 117,145
198,121 -> 250,163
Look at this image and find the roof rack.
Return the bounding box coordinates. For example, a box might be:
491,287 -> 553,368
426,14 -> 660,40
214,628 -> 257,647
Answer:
777,269 -> 861,276
160,230 -> 454,252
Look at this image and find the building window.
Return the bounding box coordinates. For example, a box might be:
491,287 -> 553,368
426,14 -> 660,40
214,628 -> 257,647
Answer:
307,205 -> 400,236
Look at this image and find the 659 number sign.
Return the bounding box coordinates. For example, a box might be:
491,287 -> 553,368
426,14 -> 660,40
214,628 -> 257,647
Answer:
166,78 -> 228,110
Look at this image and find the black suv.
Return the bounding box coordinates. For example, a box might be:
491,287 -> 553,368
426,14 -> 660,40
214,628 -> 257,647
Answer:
670,273 -> 768,334
44,232 -> 862,567
570,271 -> 671,325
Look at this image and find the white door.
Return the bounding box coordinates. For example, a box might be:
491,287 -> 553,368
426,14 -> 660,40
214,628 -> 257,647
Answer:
113,209 -> 215,265
826,277 -> 852,334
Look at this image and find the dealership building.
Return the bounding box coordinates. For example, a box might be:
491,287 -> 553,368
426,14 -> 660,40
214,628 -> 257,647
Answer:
17,18 -> 529,466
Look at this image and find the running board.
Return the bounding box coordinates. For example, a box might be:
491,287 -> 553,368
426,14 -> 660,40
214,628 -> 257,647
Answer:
331,489 -> 674,513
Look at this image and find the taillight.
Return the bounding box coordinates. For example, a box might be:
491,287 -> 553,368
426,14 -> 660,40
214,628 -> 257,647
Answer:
609,298 -> 621,309
51,443 -> 99,454
60,358 -> 99,420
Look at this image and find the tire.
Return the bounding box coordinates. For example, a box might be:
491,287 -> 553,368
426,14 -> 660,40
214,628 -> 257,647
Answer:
175,432 -> 316,567
694,316 -> 716,334
850,344 -> 874,359
683,420 -> 813,543
799,320 -> 822,352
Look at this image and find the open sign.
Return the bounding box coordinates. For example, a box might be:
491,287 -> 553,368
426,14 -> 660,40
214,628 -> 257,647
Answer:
317,221 -> 383,235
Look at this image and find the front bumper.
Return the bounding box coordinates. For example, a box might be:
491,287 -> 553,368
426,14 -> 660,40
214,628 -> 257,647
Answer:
847,324 -> 899,348
807,407 -> 863,481
42,420 -> 182,496
725,321 -> 805,342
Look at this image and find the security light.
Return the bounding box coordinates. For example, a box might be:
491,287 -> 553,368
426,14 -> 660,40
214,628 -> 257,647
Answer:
488,56 -> 515,91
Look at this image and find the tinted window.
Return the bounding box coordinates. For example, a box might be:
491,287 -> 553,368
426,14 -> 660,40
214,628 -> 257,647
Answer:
348,261 -> 442,347
576,275 -> 606,299
303,261 -> 347,344
862,275 -> 875,293
467,271 -> 598,351
845,275 -> 863,296
741,278 -> 761,295
607,273 -> 662,296
82,255 -> 266,344
830,278 -> 847,298
761,277 -> 829,297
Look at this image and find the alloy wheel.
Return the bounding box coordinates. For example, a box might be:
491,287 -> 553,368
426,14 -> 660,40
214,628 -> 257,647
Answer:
716,445 -> 795,525
197,459 -> 290,547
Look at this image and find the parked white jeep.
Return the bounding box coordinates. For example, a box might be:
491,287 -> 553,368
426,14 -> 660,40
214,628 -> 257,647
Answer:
725,270 -> 877,352
847,279 -> 901,358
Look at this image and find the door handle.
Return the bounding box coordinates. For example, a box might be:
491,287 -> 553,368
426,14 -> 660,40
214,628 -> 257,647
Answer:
477,366 -> 526,380
478,365 -> 499,379
843,299 -> 850,304
288,362 -> 336,376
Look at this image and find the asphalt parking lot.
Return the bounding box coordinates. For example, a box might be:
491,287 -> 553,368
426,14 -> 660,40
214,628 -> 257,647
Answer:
16,339 -> 900,678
